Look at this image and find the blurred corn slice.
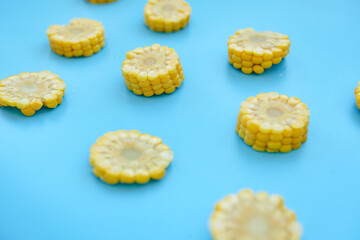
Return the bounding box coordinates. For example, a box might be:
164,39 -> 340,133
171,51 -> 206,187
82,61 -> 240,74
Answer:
47,18 -> 105,57
145,0 -> 191,33
0,71 -> 66,116
236,92 -> 310,152
90,130 -> 173,184
355,82 -> 360,109
88,0 -> 117,3
122,44 -> 184,97
228,28 -> 290,74
210,189 -> 302,240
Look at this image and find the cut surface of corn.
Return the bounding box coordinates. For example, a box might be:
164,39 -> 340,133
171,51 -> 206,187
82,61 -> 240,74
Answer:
210,189 -> 302,240
145,0 -> 191,33
88,0 -> 117,3
90,130 -> 173,184
236,92 -> 310,152
122,44 -> 184,97
228,28 -> 290,74
0,71 -> 65,116
355,81 -> 360,109
47,18 -> 105,58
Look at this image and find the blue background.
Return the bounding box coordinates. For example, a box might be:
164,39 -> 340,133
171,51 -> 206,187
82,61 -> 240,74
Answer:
0,0 -> 359,239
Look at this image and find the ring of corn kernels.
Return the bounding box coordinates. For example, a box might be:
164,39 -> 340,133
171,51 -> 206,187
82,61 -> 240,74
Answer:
210,189 -> 302,240
90,130 -> 173,184
228,28 -> 290,74
88,0 -> 117,3
236,92 -> 310,152
355,82 -> 360,109
0,71 -> 66,117
122,44 -> 184,97
144,0 -> 191,33
47,18 -> 105,58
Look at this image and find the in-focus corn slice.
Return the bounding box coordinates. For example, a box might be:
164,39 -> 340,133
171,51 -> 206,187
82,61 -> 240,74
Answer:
90,130 -> 173,184
228,28 -> 290,74
88,0 -> 117,3
47,18 -> 105,57
0,71 -> 65,116
144,0 -> 191,33
355,81 -> 360,109
236,92 -> 310,152
210,189 -> 302,240
122,44 -> 184,97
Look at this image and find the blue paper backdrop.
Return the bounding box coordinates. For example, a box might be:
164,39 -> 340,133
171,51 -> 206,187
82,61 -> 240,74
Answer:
1,0 -> 360,239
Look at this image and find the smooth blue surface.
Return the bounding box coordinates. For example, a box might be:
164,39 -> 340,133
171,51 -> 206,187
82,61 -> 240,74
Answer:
0,0 -> 360,239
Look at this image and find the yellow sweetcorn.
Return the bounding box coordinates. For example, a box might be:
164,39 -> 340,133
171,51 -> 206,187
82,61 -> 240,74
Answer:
144,0 -> 191,33
122,44 -> 184,97
90,130 -> 173,184
355,82 -> 360,109
88,0 -> 117,3
0,71 -> 65,117
228,28 -> 290,74
236,92 -> 310,152
47,18 -> 105,58
210,189 -> 302,240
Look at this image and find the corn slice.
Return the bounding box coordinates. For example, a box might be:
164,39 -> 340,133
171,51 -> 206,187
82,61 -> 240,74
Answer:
236,92 -> 310,152
355,81 -> 360,109
47,18 -> 105,58
122,44 -> 184,97
0,71 -> 65,116
228,28 -> 290,74
144,0 -> 191,33
90,130 -> 173,184
88,0 -> 117,3
210,189 -> 302,240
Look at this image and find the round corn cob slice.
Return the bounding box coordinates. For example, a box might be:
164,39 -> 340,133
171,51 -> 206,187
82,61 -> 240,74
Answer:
122,44 -> 184,97
0,71 -> 66,117
88,0 -> 117,3
90,130 -> 174,184
47,18 -> 105,58
236,92 -> 310,152
228,28 -> 290,74
210,189 -> 302,240
144,0 -> 191,33
355,81 -> 360,109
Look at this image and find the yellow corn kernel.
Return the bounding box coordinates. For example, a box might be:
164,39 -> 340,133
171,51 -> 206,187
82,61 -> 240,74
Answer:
145,0 -> 191,33
47,18 -> 105,57
236,92 -> 310,152
88,0 -> 117,3
210,189 -> 302,240
355,82 -> 360,109
122,44 -> 184,97
253,65 -> 264,74
0,71 -> 65,117
90,130 -> 173,185
228,28 -> 290,74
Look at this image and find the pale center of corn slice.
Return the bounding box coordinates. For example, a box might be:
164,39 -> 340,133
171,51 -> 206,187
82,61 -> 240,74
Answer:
95,136 -> 171,171
249,33 -> 266,43
121,147 -> 143,160
232,202 -> 294,239
20,81 -> 41,93
126,48 -> 177,72
229,29 -> 289,51
69,27 -> 84,35
266,107 -> 284,118
246,215 -> 270,237
1,76 -> 59,100
162,4 -> 174,11
143,57 -> 157,66
256,100 -> 294,124
54,23 -> 98,41
149,0 -> 189,18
